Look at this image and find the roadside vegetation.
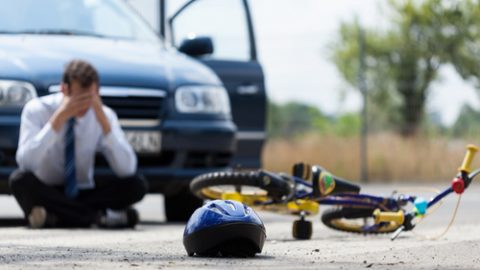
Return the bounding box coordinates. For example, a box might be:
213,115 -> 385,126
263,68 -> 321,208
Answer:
263,101 -> 480,182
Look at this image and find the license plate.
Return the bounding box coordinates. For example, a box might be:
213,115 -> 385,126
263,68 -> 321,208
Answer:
124,131 -> 161,154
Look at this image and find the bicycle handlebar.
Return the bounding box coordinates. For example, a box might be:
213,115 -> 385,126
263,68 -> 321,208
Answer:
377,145 -> 480,237
458,144 -> 479,174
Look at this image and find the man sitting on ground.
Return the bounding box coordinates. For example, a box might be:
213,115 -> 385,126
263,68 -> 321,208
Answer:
10,59 -> 147,228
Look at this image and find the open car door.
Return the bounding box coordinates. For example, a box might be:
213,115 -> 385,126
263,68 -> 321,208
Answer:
168,0 -> 267,169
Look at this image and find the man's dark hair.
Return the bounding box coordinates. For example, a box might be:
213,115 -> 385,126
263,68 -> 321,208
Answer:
62,59 -> 99,88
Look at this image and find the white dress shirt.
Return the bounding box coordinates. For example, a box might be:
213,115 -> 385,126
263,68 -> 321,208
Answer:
16,93 -> 137,189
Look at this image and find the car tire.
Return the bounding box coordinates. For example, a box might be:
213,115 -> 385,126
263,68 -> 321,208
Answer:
165,189 -> 203,222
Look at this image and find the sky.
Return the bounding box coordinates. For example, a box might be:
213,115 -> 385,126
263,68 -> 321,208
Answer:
127,0 -> 480,126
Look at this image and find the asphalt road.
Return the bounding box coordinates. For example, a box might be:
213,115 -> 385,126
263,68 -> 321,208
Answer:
0,183 -> 480,269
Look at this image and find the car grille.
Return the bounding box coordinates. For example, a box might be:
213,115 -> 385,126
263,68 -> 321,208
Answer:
102,96 -> 164,119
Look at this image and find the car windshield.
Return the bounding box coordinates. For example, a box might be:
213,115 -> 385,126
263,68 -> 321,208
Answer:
0,0 -> 159,42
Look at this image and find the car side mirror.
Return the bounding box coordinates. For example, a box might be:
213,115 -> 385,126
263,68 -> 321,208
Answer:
178,36 -> 214,57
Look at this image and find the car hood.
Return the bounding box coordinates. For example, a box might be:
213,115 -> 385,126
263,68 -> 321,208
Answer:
0,35 -> 221,95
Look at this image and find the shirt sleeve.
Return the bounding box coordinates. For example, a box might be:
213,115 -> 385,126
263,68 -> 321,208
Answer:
16,101 -> 61,171
98,107 -> 137,177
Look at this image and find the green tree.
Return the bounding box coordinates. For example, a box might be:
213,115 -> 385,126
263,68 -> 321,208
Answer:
442,2 -> 480,90
332,0 -> 480,136
334,113 -> 361,137
267,100 -> 363,139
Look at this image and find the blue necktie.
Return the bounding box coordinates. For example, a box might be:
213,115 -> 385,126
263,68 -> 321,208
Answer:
64,118 -> 78,198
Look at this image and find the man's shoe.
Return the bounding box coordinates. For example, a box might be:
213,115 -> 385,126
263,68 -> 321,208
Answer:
97,208 -> 139,228
28,206 -> 47,229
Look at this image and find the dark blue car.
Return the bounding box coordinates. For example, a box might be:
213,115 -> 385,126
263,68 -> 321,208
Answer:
0,0 -> 266,221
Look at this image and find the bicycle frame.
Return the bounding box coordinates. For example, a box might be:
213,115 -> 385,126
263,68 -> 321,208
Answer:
290,144 -> 479,218
289,175 -> 405,212
290,167 -> 473,216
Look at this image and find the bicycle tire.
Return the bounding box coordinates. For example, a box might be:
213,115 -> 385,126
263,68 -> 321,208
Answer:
321,207 -> 401,234
190,170 -> 293,203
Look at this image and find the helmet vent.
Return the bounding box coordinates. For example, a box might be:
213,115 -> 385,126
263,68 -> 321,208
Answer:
225,201 -> 237,211
208,203 -> 229,215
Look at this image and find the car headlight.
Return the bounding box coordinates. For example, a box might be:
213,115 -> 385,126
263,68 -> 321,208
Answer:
175,85 -> 230,114
0,80 -> 37,107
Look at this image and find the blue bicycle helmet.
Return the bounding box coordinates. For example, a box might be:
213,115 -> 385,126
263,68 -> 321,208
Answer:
183,200 -> 266,257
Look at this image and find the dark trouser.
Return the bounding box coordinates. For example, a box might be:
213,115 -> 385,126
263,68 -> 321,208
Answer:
9,170 -> 148,228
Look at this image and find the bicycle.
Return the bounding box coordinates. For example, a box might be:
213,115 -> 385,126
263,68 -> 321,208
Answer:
190,145 -> 480,240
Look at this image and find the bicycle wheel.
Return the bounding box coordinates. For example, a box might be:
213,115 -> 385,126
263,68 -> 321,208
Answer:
321,207 -> 401,234
190,170 -> 293,204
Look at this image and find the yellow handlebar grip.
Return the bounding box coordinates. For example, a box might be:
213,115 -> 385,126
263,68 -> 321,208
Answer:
373,209 -> 404,225
459,144 -> 480,174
